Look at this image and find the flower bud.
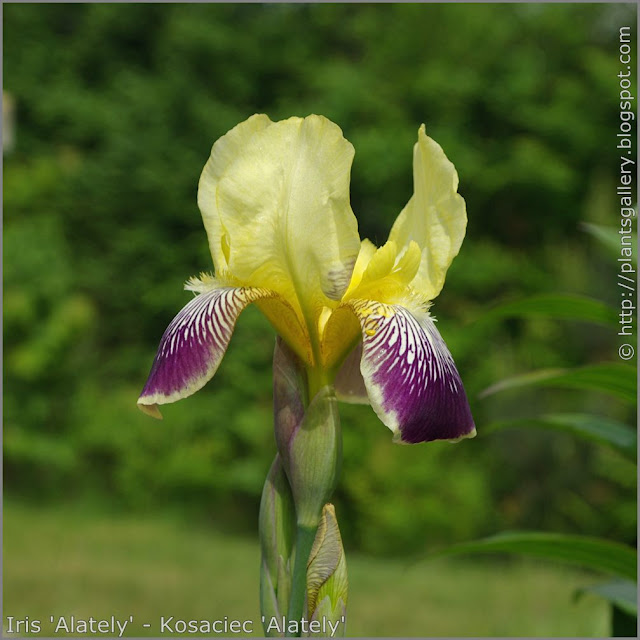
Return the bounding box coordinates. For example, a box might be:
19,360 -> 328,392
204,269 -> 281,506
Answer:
306,504 -> 348,636
287,386 -> 341,528
273,338 -> 342,529
273,337 -> 307,465
259,455 -> 296,635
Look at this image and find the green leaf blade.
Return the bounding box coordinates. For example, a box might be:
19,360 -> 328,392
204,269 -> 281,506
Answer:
484,413 -> 637,459
437,532 -> 637,581
482,294 -> 618,328
582,222 -> 637,263
576,579 -> 638,617
479,363 -> 637,404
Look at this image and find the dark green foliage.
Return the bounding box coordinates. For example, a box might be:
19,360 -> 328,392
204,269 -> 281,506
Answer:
448,221 -> 637,633
4,4 -> 636,552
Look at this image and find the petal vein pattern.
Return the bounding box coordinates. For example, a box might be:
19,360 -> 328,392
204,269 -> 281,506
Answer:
349,300 -> 475,443
138,286 -> 272,417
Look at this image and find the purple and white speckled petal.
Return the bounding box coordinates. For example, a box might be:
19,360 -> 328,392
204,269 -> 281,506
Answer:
138,286 -> 271,418
348,300 -> 475,444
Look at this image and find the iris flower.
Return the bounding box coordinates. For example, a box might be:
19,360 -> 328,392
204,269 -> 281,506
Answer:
138,114 -> 475,445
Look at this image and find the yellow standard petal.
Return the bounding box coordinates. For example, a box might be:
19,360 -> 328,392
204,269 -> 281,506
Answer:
198,114 -> 361,364
198,114 -> 272,275
388,125 -> 467,301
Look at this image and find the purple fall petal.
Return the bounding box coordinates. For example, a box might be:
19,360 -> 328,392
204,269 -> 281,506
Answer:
138,286 -> 270,417
350,301 -> 475,443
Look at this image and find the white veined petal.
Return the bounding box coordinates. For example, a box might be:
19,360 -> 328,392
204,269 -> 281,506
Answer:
138,285 -> 272,418
345,299 -> 475,443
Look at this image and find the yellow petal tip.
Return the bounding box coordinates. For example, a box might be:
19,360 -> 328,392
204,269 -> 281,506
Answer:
137,401 -> 163,420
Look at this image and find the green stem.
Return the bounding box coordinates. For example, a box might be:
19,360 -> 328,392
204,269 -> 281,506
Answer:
306,366 -> 331,400
287,523 -> 317,634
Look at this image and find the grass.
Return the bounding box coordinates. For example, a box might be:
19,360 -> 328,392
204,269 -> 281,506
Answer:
3,501 -> 609,637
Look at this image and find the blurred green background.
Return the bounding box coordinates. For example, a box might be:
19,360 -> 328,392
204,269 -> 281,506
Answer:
3,3 -> 636,636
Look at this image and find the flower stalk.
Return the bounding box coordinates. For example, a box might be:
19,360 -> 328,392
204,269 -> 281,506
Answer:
264,338 -> 344,636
